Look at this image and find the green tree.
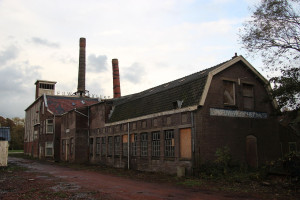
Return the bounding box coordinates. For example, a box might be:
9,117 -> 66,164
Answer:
0,116 -> 24,150
240,0 -> 300,109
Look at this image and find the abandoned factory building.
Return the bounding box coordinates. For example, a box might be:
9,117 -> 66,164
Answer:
24,38 -> 295,175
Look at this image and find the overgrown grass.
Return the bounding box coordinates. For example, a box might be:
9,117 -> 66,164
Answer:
8,149 -> 24,153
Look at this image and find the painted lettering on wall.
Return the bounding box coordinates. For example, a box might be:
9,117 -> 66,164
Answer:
210,108 -> 268,119
56,91 -> 110,99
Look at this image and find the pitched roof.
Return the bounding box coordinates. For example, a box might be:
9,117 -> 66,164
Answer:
45,95 -> 98,115
108,60 -> 230,123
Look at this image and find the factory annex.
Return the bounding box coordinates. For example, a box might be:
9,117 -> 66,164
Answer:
25,38 -> 284,175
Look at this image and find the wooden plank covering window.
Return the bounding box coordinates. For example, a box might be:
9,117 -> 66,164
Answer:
180,128 -> 192,159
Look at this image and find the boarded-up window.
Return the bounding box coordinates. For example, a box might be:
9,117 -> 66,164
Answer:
243,84 -> 254,110
122,135 -> 128,156
180,128 -> 191,159
223,81 -> 235,105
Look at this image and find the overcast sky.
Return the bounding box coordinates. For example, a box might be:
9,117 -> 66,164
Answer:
0,0 -> 262,118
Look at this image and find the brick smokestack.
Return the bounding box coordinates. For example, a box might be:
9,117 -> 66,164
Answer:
77,37 -> 86,96
112,59 -> 121,98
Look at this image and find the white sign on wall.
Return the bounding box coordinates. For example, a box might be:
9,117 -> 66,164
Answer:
210,108 -> 268,119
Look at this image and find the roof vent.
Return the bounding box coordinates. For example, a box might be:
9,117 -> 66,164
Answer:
179,78 -> 185,82
173,100 -> 184,109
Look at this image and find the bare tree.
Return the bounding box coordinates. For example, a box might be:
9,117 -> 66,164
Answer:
240,0 -> 300,109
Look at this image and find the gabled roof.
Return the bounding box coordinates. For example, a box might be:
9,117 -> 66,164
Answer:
45,95 -> 98,115
108,55 -> 275,124
108,60 -> 229,123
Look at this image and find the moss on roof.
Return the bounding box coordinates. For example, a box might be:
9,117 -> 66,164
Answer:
109,60 -> 229,123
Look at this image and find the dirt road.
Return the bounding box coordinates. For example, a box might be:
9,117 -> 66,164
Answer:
7,157 -> 257,200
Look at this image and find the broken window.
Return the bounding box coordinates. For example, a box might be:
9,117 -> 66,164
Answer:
46,119 -> 54,134
152,131 -> 160,157
101,137 -> 106,156
243,84 -> 254,110
165,130 -> 175,157
45,142 -> 53,157
141,133 -> 148,157
131,134 -> 137,156
96,137 -> 100,155
223,81 -> 235,105
114,136 -> 120,156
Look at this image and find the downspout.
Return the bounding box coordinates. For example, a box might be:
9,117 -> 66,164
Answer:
53,114 -> 56,160
128,122 -> 130,170
88,107 -> 90,163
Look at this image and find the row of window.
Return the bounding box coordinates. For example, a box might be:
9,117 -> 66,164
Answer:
93,114 -> 189,136
91,130 -> 176,158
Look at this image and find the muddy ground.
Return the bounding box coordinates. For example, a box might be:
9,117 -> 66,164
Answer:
0,155 -> 299,200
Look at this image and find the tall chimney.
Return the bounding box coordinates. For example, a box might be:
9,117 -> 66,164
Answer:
112,59 -> 121,98
77,37 -> 86,96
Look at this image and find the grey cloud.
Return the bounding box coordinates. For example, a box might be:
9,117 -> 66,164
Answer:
123,63 -> 145,84
0,45 -> 19,66
31,37 -> 60,48
0,63 -> 41,118
87,54 -> 108,72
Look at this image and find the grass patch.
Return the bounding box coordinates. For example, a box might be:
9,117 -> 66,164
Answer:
8,150 -> 24,153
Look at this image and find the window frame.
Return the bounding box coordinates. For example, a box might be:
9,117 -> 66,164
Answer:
141,133 -> 148,157
242,83 -> 254,110
223,80 -> 236,106
164,130 -> 175,157
152,131 -> 160,157
45,141 -> 53,157
46,119 -> 54,134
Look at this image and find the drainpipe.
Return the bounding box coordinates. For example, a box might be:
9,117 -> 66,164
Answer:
53,114 -> 56,160
128,122 -> 130,170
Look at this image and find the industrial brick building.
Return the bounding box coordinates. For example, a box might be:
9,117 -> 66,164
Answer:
25,38 -> 294,175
